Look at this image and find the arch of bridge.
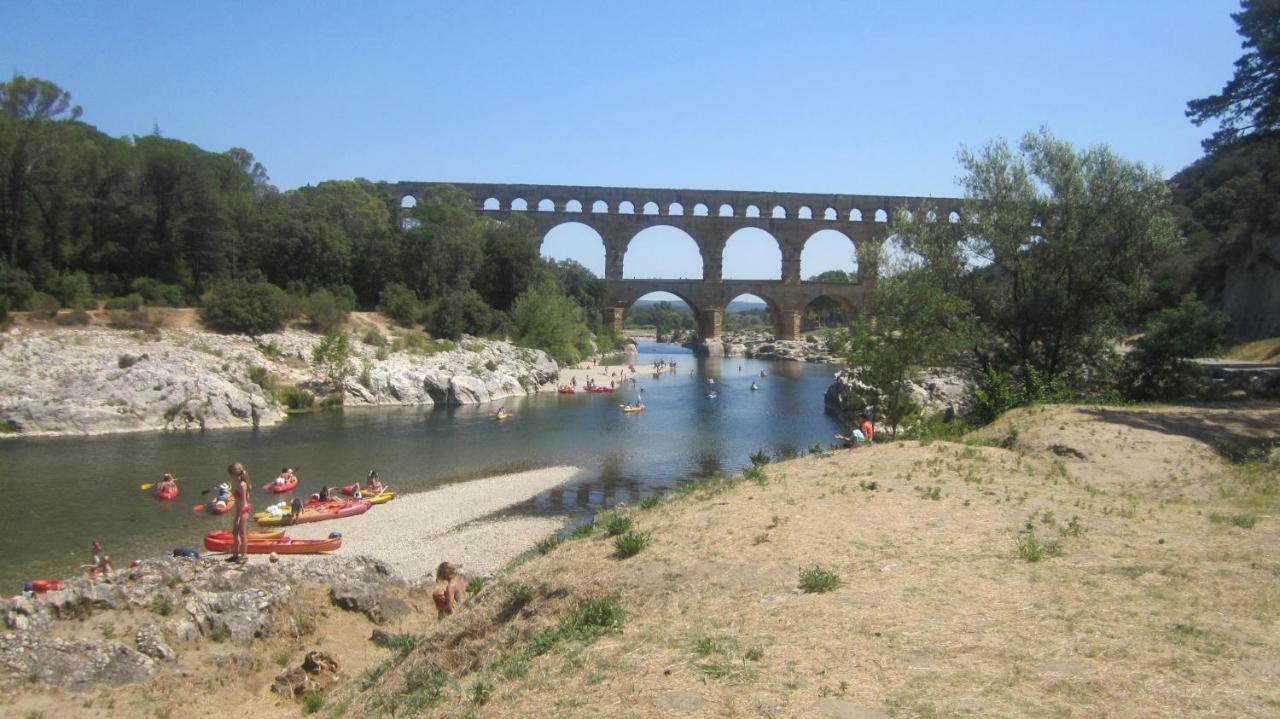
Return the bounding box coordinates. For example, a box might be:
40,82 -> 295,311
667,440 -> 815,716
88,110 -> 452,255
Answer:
388,181 -> 961,283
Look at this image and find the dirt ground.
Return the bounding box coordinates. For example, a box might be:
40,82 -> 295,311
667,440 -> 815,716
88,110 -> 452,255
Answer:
341,403 -> 1279,718
7,403 -> 1278,718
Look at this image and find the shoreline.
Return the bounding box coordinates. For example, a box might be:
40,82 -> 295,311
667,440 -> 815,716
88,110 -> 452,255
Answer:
262,466 -> 584,582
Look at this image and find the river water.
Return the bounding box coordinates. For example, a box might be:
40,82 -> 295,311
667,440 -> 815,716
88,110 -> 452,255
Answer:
0,342 -> 842,590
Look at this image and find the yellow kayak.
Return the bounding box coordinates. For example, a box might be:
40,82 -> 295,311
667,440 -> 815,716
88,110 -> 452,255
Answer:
367,491 -> 396,505
249,529 -> 286,540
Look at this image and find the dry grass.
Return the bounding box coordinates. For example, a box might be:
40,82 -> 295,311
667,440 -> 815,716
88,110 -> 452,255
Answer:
1220,336 -> 1280,363
332,403 -> 1280,718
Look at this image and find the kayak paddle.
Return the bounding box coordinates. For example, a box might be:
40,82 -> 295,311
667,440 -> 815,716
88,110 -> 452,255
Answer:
139,477 -> 180,491
191,489 -> 213,512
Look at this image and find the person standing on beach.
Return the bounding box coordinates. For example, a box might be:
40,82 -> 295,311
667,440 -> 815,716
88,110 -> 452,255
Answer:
432,561 -> 466,619
228,463 -> 251,563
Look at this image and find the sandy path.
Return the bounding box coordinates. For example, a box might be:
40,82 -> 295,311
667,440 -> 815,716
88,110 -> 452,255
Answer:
262,466 -> 582,582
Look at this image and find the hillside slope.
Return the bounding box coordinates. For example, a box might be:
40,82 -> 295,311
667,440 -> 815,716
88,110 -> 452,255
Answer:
341,403 -> 1280,718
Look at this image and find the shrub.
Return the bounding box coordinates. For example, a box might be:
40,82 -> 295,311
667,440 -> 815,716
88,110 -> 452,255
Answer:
1122,294 -> 1231,400
247,366 -> 274,392
798,565 -> 842,593
118,354 -> 139,369
0,266 -> 34,309
604,514 -> 633,536
104,293 -> 144,311
311,329 -> 354,390
301,289 -> 352,331
613,530 -> 651,558
131,278 -> 186,307
639,495 -> 661,510
200,280 -> 288,335
108,309 -> 158,332
50,271 -> 93,309
565,596 -> 626,637
505,279 -> 594,365
749,449 -> 772,467
426,288 -> 498,340
362,329 -> 387,347
278,387 -> 315,410
54,308 -> 91,326
0,296 -> 7,328
466,577 -> 488,595
568,522 -> 596,539
378,282 -> 421,327
28,291 -> 60,318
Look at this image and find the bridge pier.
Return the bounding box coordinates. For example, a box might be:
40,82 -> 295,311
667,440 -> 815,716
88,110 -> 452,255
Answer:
778,310 -> 802,341
601,307 -> 626,336
700,308 -> 723,340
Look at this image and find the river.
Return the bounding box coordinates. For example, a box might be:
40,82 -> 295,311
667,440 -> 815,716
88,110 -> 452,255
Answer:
0,342 -> 842,590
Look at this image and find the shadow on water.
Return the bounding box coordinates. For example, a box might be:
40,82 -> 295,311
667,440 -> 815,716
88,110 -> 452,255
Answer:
0,341 -> 842,587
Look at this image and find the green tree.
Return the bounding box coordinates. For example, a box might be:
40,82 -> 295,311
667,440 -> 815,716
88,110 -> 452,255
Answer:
200,279 -> 288,335
808,269 -> 855,283
302,288 -> 352,331
0,75 -> 82,265
426,288 -> 498,339
379,282 -> 421,327
926,128 -> 1178,383
507,279 -> 595,365
840,268 -> 973,437
474,215 -> 544,311
399,185 -> 483,300
1187,0 -> 1280,151
1122,294 -> 1231,400
311,329 -> 354,394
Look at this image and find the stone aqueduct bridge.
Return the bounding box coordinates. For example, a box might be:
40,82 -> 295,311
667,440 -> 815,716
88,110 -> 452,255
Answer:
388,182 -> 963,342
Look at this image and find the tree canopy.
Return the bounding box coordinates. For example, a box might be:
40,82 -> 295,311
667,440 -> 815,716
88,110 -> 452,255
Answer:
1187,0 -> 1280,151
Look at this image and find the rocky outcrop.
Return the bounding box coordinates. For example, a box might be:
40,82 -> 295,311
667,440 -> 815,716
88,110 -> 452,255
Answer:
684,330 -> 839,362
825,367 -> 974,427
273,650 -> 341,698
0,326 -> 559,438
0,555 -> 405,692
0,633 -> 156,692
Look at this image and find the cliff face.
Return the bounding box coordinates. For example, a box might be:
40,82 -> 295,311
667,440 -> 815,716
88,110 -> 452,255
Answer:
0,325 -> 558,438
1219,231 -> 1280,339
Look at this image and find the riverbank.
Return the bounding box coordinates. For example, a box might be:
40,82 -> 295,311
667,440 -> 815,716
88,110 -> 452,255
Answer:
269,466 -> 583,580
0,310 -> 559,438
6,403 -> 1278,716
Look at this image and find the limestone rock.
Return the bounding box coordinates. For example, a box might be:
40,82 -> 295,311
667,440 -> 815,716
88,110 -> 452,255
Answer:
273,650 -> 340,698
0,632 -> 155,692
135,624 -> 175,661
825,367 -> 974,428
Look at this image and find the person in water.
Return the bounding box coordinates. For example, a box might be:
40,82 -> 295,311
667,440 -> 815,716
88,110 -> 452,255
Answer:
228,463 -> 251,564
432,561 -> 467,619
275,467 -> 294,487
214,482 -> 231,510
157,473 -> 177,495
751,382 -> 759,391
366,470 -> 384,495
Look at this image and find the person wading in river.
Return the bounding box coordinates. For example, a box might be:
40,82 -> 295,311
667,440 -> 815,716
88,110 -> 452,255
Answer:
227,463 -> 251,564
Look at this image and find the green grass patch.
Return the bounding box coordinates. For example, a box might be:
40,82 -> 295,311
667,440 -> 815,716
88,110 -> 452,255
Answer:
536,535 -> 563,555
798,565 -> 842,593
299,691 -> 324,714
568,521 -> 596,539
613,530 -> 651,558
386,632 -> 420,656
639,494 -> 662,510
603,513 -> 633,536
1209,512 -> 1259,529
1017,533 -> 1062,562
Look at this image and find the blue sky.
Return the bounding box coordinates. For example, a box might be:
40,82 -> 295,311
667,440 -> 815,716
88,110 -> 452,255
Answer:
3,0 -> 1244,296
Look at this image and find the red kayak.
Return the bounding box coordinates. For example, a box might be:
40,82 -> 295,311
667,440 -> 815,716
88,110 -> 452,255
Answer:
156,486 -> 178,501
27,579 -> 63,593
588,386 -> 614,393
558,387 -> 576,394
256,499 -> 370,526
203,532 -> 341,554
269,475 -> 299,493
